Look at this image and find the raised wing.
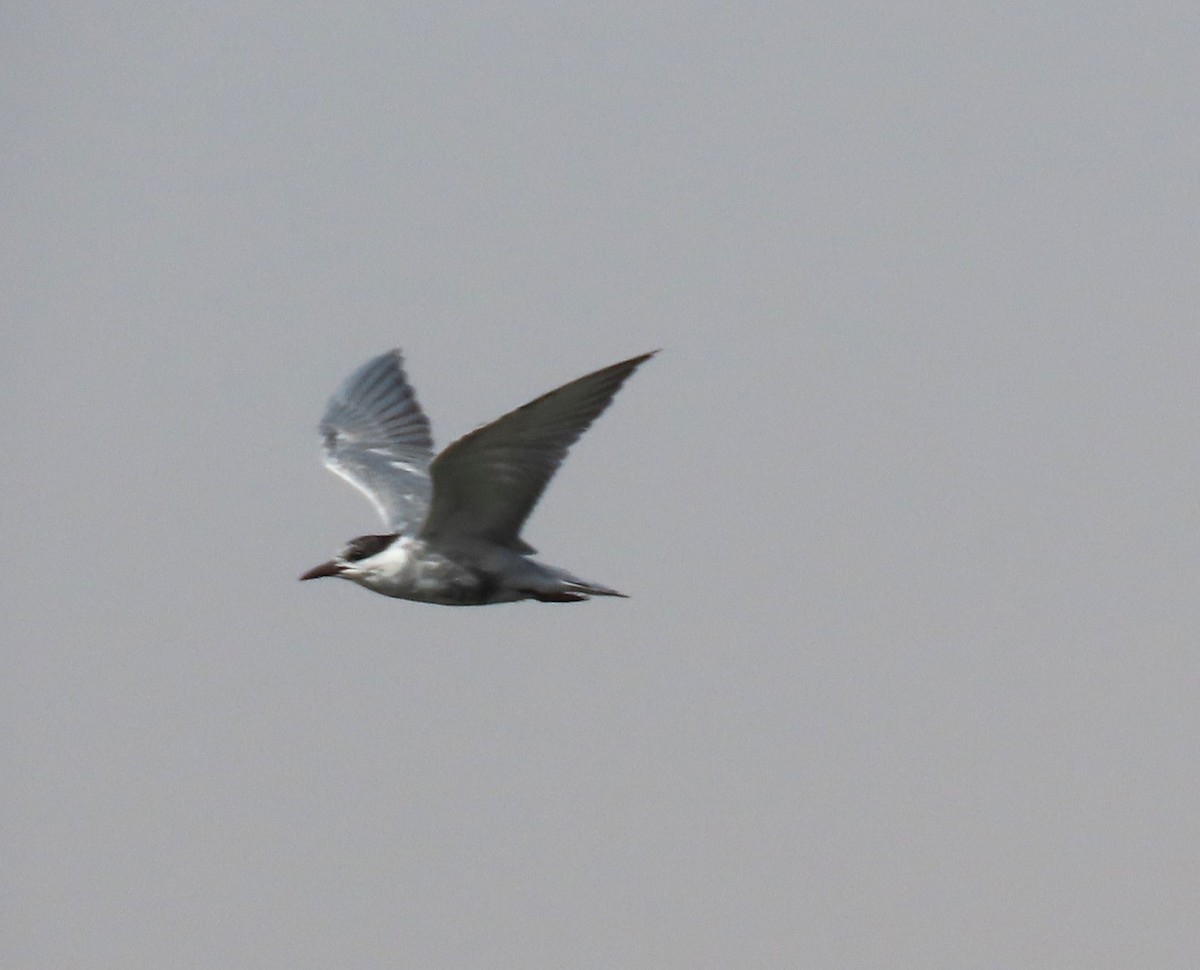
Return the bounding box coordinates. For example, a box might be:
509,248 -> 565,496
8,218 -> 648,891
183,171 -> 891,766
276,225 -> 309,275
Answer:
320,350 -> 435,533
420,352 -> 654,552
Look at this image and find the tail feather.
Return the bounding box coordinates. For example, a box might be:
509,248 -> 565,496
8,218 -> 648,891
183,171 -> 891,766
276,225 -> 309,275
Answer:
563,581 -> 627,598
528,590 -> 588,603
525,570 -> 628,602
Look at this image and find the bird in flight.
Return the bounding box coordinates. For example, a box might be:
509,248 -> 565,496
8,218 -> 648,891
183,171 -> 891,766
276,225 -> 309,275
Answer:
300,349 -> 654,605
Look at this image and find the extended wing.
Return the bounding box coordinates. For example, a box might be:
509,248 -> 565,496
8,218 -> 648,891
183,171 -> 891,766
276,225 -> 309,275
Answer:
320,350 -> 435,534
419,352 -> 654,552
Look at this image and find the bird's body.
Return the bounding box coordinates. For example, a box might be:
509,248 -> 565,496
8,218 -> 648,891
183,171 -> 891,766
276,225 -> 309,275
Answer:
300,349 -> 652,605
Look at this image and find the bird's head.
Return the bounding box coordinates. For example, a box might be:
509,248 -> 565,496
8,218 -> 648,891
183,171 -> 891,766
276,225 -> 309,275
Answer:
299,533 -> 400,583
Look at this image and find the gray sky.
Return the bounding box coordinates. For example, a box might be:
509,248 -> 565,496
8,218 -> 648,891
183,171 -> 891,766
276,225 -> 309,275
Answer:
5,3 -> 1199,967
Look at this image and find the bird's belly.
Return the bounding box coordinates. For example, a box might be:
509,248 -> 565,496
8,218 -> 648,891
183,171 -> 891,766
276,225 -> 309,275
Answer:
364,552 -> 506,605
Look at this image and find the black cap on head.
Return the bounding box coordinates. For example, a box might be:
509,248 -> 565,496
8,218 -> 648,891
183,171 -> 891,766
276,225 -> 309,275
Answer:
340,533 -> 399,562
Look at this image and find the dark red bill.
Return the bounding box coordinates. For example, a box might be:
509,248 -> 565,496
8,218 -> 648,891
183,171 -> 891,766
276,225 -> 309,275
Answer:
299,561 -> 344,581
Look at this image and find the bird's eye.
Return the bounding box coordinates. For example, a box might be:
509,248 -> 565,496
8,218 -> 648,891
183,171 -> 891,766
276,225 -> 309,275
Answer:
341,533 -> 398,562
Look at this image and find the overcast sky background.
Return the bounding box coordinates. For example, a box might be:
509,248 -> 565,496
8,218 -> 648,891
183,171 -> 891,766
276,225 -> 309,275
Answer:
5,3 -> 1199,967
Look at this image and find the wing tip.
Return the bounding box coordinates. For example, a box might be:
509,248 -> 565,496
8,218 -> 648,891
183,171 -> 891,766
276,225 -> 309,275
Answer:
623,349 -> 659,367
605,348 -> 659,379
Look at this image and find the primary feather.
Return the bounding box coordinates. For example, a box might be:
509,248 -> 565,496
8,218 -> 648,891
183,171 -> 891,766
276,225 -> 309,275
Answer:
320,350 -> 434,535
420,353 -> 654,551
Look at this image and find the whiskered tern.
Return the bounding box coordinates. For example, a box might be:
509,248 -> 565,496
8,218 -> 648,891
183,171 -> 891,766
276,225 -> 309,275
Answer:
300,349 -> 653,605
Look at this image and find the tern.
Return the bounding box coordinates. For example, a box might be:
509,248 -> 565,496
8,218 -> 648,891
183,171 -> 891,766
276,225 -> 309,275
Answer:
300,349 -> 654,605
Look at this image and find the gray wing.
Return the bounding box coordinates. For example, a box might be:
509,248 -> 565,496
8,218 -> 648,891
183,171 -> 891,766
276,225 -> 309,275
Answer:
320,350 -> 435,534
420,352 -> 654,552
